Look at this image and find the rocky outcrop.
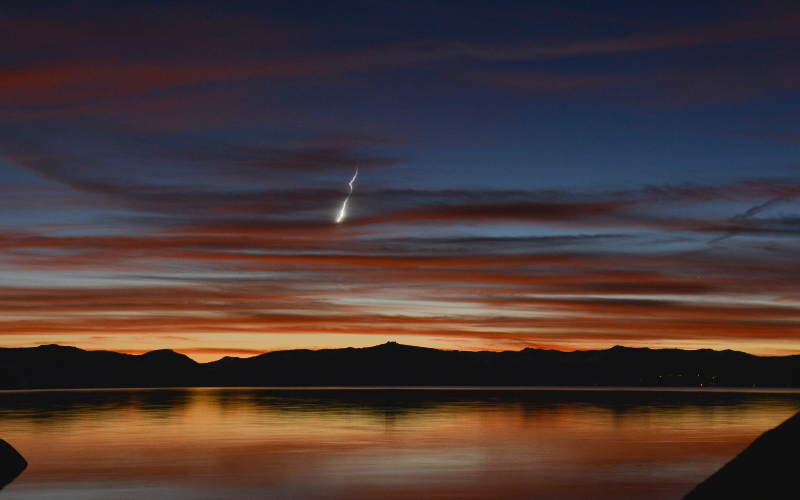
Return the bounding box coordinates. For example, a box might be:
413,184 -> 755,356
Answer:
0,438 -> 27,490
684,412 -> 800,499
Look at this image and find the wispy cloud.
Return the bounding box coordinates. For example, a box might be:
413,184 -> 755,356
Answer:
4,127 -> 799,236
2,8 -> 799,117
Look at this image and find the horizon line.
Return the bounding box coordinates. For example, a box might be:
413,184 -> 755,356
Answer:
4,340 -> 790,364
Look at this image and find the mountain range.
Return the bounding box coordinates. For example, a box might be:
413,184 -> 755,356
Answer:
1,342 -> 799,390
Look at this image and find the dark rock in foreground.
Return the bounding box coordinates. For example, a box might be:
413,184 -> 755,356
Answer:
684,412 -> 800,499
0,439 -> 27,490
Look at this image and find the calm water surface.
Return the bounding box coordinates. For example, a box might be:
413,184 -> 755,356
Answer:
1,388 -> 799,500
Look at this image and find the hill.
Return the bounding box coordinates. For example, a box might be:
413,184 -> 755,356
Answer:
1,342 -> 800,389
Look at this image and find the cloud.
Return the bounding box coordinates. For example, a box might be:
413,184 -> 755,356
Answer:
0,130 -> 402,221
2,207 -> 799,353
2,7 -> 800,117
470,71 -> 621,93
1,120 -> 799,355
209,136 -> 401,175
356,198 -> 630,225
412,13 -> 800,62
3,128 -> 798,241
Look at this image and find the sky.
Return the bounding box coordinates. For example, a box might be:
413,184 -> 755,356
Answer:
1,0 -> 799,361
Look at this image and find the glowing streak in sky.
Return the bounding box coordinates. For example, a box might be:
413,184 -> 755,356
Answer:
336,168 -> 358,223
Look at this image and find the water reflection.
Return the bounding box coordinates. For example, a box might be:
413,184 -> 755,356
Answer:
0,389 -> 192,422
1,388 -> 799,500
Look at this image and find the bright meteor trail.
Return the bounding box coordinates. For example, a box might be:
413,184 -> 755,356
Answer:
336,168 -> 358,223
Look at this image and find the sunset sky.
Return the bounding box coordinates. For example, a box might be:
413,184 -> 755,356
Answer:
1,0 -> 799,361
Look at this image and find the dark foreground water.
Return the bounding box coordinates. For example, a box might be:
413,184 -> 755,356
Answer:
1,388 -> 799,500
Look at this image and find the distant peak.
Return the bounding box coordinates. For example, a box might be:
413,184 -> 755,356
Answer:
35,344 -> 83,352
140,349 -> 198,365
365,341 -> 429,351
142,349 -> 178,355
371,341 -> 402,349
608,345 -> 650,352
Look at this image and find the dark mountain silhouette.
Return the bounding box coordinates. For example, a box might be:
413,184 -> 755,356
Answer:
683,411 -> 800,499
2,341 -> 800,389
0,344 -> 201,389
0,438 -> 26,490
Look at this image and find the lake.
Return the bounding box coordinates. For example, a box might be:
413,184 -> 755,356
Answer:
1,388 -> 799,499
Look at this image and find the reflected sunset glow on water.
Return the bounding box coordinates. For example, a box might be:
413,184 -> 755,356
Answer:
1,388 -> 799,500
